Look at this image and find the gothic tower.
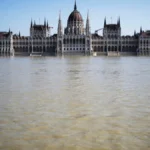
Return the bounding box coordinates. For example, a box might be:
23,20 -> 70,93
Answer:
57,12 -> 63,53
85,11 -> 92,54
86,11 -> 91,36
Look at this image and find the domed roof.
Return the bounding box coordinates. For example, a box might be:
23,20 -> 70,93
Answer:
68,10 -> 83,22
68,1 -> 83,22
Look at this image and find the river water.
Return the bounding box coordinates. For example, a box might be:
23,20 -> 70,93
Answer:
0,56 -> 150,150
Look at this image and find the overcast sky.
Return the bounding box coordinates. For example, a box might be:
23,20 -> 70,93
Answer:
0,0 -> 149,36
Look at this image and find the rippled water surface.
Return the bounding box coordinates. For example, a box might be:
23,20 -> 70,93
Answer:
0,56 -> 150,150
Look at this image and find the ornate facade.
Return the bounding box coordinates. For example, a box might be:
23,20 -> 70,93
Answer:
0,1 -> 150,56
138,30 -> 150,55
0,31 -> 13,55
57,2 -> 92,54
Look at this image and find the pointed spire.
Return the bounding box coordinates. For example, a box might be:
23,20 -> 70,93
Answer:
58,11 -> 63,36
87,9 -> 89,20
104,17 -> 106,27
9,28 -> 11,33
30,19 -> 33,28
47,20 -> 49,28
86,10 -> 90,25
74,0 -> 77,10
59,10 -> 61,21
134,30 -> 136,36
86,10 -> 91,35
140,26 -> 142,34
118,17 -> 120,27
44,18 -> 46,26
19,31 -> 21,37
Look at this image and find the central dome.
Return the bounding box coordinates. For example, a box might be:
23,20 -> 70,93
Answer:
68,10 -> 83,22
68,1 -> 83,23
65,1 -> 84,35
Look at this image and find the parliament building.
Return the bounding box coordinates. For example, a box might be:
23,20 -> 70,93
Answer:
0,1 -> 150,56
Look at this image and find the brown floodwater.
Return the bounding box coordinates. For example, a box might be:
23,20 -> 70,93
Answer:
0,56 -> 150,150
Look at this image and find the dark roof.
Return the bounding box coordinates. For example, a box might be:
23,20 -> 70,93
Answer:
32,25 -> 47,30
146,30 -> 150,33
105,24 -> 119,30
122,35 -> 134,38
68,10 -> 83,23
13,35 -> 29,39
141,31 -> 150,37
0,32 -> 11,38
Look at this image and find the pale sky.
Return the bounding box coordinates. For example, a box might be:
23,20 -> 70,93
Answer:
0,0 -> 149,36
